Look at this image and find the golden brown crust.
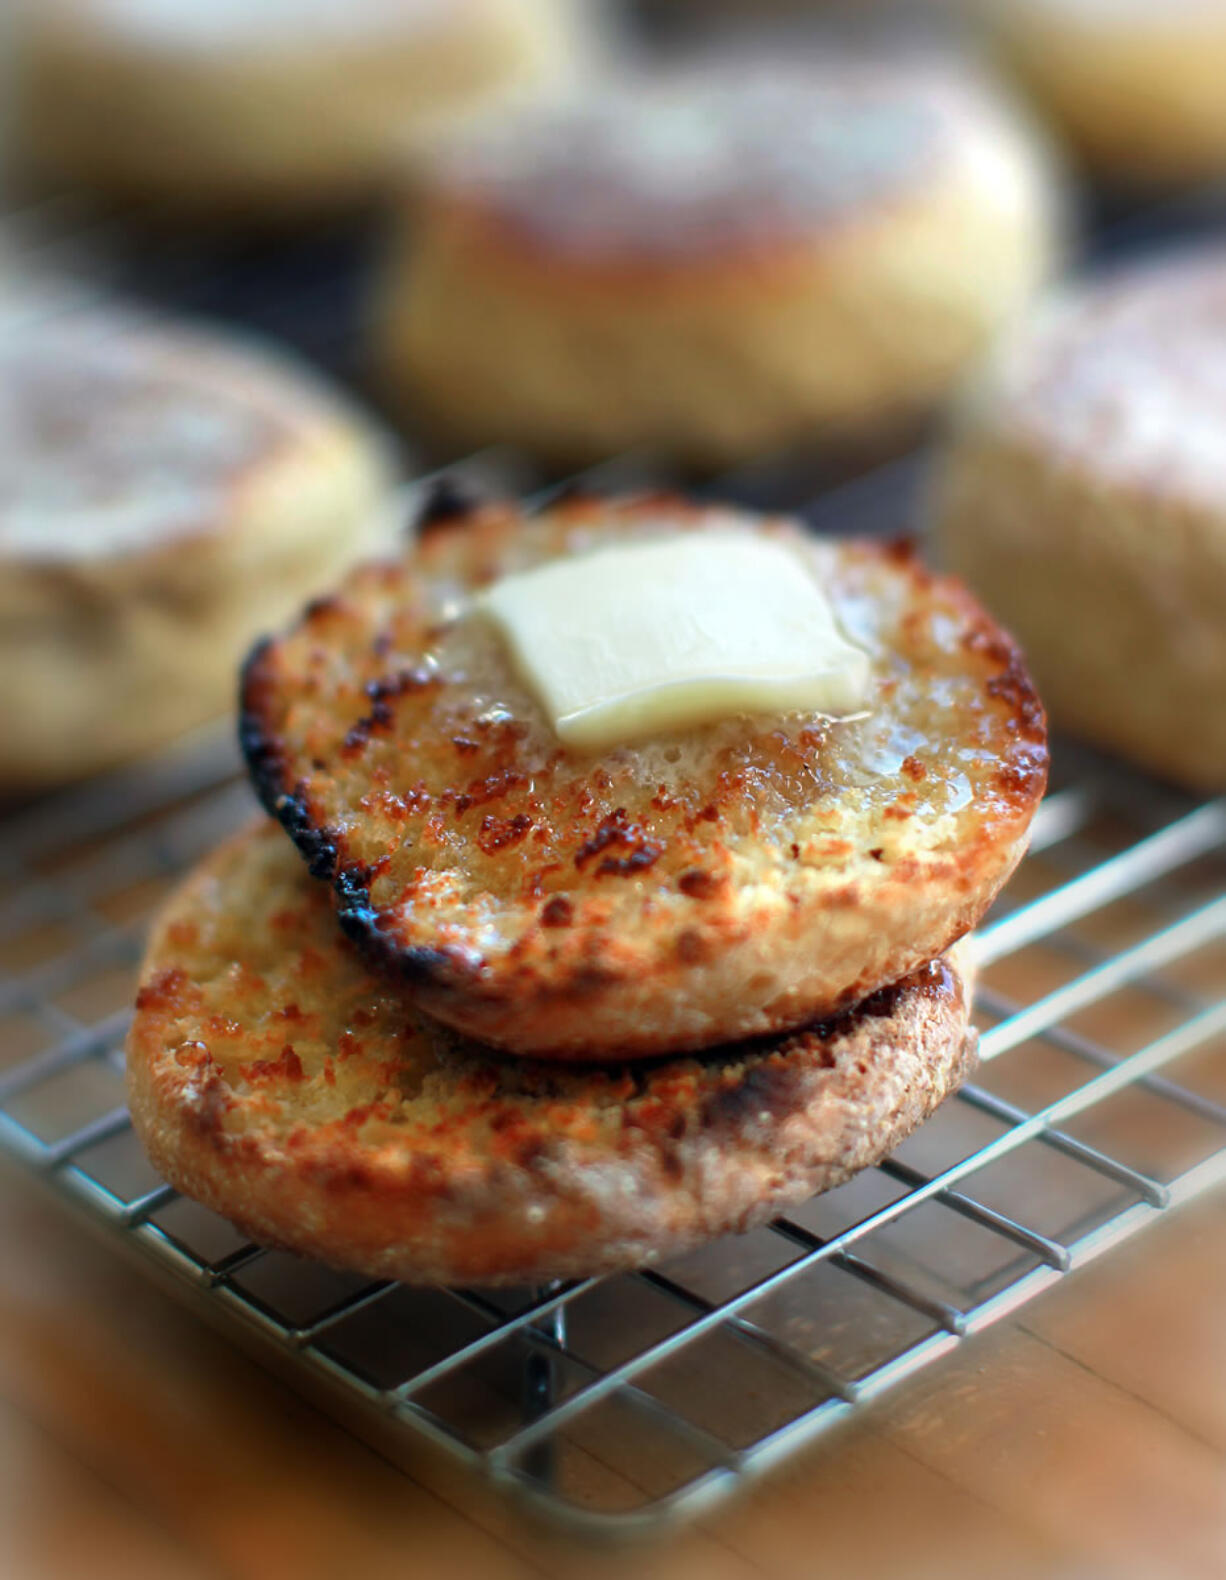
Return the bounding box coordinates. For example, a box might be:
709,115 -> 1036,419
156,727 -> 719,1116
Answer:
241,493 -> 1046,1058
126,821 -> 978,1287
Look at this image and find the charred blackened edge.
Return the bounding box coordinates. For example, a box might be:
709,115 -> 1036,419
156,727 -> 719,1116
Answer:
239,637 -> 339,881
332,861 -> 377,945
330,858 -> 463,990
238,639 -> 483,1001
413,475 -> 483,536
237,636 -> 287,821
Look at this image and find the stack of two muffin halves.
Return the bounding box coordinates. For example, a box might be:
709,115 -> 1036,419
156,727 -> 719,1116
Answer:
126,492 -> 1048,1286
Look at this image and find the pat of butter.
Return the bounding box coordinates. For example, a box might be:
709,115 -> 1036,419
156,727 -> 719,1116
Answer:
478,532 -> 871,751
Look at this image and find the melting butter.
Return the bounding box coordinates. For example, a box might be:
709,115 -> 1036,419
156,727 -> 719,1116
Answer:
478,532 -> 871,752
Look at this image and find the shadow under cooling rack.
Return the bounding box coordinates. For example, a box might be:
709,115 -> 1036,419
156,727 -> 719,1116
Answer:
1,685 -> 1224,1535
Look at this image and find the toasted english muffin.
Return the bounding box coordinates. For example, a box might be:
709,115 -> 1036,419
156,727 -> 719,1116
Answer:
0,297 -> 397,788
377,50 -> 1063,466
241,492 -> 1046,1060
932,247 -> 1226,792
15,0 -> 583,218
126,821 -> 978,1287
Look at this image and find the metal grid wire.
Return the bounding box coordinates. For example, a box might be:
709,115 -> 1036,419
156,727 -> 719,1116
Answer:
2,165 -> 1226,1540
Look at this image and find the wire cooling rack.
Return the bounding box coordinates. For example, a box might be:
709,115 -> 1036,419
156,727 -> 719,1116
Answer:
1,446 -> 1225,1536
3,155 -> 1226,1539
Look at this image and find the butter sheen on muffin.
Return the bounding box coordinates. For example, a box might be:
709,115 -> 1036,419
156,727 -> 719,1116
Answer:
241,491 -> 1047,1059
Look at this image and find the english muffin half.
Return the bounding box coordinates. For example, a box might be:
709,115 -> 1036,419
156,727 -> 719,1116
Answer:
126,821 -> 978,1287
15,0 -> 585,218
933,246 -> 1226,792
977,0 -> 1226,187
378,50 -> 1063,466
0,296 -> 397,788
241,492 -> 1046,1059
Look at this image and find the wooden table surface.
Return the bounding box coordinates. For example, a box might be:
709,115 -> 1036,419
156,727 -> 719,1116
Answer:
1,1167 -> 1223,1580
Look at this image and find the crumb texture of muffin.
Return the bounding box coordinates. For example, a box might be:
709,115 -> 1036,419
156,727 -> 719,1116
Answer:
377,51 -> 1065,465
242,492 -> 1047,1057
933,247 -> 1226,791
14,0 -> 584,215
126,820 -> 978,1286
0,298 -> 397,787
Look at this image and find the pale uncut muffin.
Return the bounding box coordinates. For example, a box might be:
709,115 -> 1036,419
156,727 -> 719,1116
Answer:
14,0 -> 583,216
241,491 -> 1047,1059
976,0 -> 1226,185
379,52 -> 1064,466
933,249 -> 1226,792
126,821 -> 978,1286
0,299 -> 397,788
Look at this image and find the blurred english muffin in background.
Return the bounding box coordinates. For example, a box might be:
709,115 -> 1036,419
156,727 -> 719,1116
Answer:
12,0 -> 588,218
932,247 -> 1226,792
377,49 -> 1066,469
0,295 -> 398,789
972,0 -> 1226,186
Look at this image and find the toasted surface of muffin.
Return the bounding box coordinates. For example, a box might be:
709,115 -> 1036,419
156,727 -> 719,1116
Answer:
379,50 -> 1063,465
933,248 -> 1226,791
0,297 -> 396,787
126,821 -> 978,1287
241,492 -> 1046,1058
